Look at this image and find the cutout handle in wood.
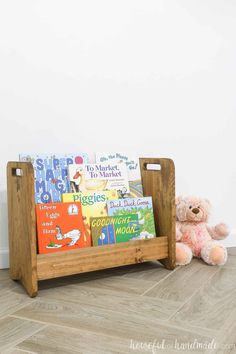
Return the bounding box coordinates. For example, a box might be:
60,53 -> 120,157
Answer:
145,163 -> 161,171
11,168 -> 24,177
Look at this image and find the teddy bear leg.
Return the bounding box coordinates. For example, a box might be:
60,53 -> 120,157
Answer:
201,242 -> 227,266
176,243 -> 193,266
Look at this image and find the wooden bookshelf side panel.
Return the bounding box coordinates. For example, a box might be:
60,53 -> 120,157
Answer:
7,162 -> 38,297
37,236 -> 168,280
140,158 -> 176,269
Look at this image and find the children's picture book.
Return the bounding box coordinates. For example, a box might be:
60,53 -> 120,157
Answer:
96,153 -> 143,198
107,197 -> 156,239
62,190 -> 118,242
19,153 -> 89,204
36,202 -> 89,254
91,214 -> 140,246
68,163 -> 130,197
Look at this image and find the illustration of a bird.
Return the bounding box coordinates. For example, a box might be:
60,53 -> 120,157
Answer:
72,167 -> 107,192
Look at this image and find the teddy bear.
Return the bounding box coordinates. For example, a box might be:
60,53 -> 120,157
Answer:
176,196 -> 229,266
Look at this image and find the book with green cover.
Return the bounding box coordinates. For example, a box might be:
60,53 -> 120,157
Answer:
107,197 -> 156,239
91,214 -> 140,246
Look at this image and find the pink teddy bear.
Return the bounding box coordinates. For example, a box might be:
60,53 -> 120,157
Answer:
176,196 -> 229,266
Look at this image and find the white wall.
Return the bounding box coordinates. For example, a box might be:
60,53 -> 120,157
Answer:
0,0 -> 236,268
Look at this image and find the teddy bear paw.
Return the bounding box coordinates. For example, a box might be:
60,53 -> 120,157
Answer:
215,223 -> 229,239
176,228 -> 182,241
176,243 -> 193,266
201,243 -> 227,266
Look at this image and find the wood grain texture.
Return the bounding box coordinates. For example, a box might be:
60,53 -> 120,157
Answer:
37,237 -> 168,280
0,269 -> 9,281
7,162 -> 38,297
58,274 -> 155,295
16,325 -> 133,354
144,259 -> 219,303
207,322 -> 236,354
123,260 -> 173,282
140,158 -> 176,270
0,287 -> 35,318
1,251 -> 236,354
7,158 -> 175,296
170,267 -> 236,333
224,248 -> 236,269
4,349 -> 35,354
38,282 -> 178,321
15,323 -> 215,354
0,316 -> 44,352
13,298 -> 214,353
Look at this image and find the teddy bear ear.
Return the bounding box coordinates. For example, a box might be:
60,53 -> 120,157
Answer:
202,198 -> 211,213
175,196 -> 183,205
204,198 -> 211,207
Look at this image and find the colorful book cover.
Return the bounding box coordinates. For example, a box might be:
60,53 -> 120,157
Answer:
68,163 -> 130,197
19,153 -> 89,204
36,202 -> 89,254
107,197 -> 156,239
62,190 -> 118,242
96,153 -> 143,198
91,214 -> 140,246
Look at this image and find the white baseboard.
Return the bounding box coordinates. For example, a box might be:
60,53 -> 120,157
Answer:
0,248 -> 9,269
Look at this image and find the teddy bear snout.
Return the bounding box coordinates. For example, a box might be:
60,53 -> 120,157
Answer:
192,208 -> 200,214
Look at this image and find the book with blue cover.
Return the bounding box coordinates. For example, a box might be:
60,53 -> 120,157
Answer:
107,197 -> 156,240
19,153 -> 89,204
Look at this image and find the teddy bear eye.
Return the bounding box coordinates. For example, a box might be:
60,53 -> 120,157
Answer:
189,205 -> 192,209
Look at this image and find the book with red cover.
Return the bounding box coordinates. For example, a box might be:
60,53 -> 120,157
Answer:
36,202 -> 89,254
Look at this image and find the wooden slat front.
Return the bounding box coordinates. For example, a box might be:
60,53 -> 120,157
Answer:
37,236 -> 168,280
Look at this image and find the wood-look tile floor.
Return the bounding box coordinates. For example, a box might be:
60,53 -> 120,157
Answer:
0,248 -> 236,354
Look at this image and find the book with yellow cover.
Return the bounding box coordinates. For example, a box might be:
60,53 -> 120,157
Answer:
62,190 -> 118,243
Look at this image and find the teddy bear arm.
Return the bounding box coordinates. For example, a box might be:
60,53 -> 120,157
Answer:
206,223 -> 229,240
176,221 -> 183,241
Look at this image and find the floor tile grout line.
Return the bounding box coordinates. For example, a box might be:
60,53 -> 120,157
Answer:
219,265 -> 236,270
9,315 -> 77,329
4,347 -> 38,354
11,296 -> 172,326
166,266 -> 221,322
9,314 -> 142,344
0,315 -> 10,320
41,279 -> 156,299
10,313 -> 82,330
140,266 -> 180,296
165,266 -> 221,322
10,312 -> 219,346
1,320 -> 48,353
162,319 -> 220,337
0,298 -> 38,319
16,349 -> 38,354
